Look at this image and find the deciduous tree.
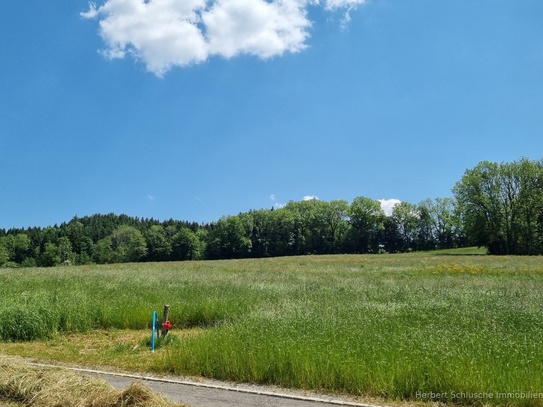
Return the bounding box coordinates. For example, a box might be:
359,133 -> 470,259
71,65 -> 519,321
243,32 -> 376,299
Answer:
453,158 -> 543,254
347,196 -> 385,253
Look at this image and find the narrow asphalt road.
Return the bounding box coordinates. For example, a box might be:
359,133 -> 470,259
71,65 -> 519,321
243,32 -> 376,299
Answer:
98,373 -> 363,407
42,365 -> 379,407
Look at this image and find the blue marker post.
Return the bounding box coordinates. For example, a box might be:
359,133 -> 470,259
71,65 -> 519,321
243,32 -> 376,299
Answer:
151,310 -> 157,352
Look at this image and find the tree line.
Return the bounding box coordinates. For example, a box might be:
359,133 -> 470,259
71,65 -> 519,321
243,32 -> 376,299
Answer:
0,197 -> 463,267
1,158 -> 541,267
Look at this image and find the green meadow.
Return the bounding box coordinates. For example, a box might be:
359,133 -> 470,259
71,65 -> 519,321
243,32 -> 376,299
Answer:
1,251 -> 543,406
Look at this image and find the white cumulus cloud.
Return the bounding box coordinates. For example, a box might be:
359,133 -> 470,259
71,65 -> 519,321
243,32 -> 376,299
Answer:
203,0 -> 310,59
303,195 -> 319,201
379,198 -> 401,216
82,0 -> 367,76
84,0 -> 209,75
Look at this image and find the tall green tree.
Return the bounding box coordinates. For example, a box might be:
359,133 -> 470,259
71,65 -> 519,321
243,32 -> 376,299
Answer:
392,202 -> 418,252
283,200 -> 316,254
206,216 -> 252,259
3,233 -> 30,264
267,208 -> 299,257
110,225 -> 148,262
247,209 -> 273,258
453,158 -> 543,254
93,237 -> 115,264
75,236 -> 94,264
431,197 -> 460,249
0,239 -> 8,266
415,200 -> 436,251
347,196 -> 385,253
39,242 -> 60,267
57,236 -> 75,264
454,161 -> 504,252
514,159 -> 543,253
144,225 -> 172,261
172,227 -> 204,260
382,216 -> 403,253
321,199 -> 350,253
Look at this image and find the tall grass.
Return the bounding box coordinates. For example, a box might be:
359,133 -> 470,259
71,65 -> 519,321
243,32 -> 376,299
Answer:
0,262 -> 257,338
2,254 -> 543,405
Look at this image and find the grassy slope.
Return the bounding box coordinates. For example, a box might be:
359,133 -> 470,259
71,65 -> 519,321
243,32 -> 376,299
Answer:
1,251 -> 542,406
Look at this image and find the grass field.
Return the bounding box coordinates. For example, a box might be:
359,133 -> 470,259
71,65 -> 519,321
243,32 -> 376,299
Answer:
1,251 -> 543,406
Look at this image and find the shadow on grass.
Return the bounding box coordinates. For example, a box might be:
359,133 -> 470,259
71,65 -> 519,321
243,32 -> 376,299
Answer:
432,247 -> 488,256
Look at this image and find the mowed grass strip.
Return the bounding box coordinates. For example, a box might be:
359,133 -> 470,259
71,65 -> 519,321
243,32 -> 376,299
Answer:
0,356 -> 187,407
1,253 -> 543,406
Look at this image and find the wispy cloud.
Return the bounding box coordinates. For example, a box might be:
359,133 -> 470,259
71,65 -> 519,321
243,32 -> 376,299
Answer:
194,195 -> 209,208
270,193 -> 284,209
82,0 -> 367,76
321,0 -> 367,10
80,1 -> 98,18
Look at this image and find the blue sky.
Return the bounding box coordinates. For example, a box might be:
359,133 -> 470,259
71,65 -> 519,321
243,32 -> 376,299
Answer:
1,0 -> 542,230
